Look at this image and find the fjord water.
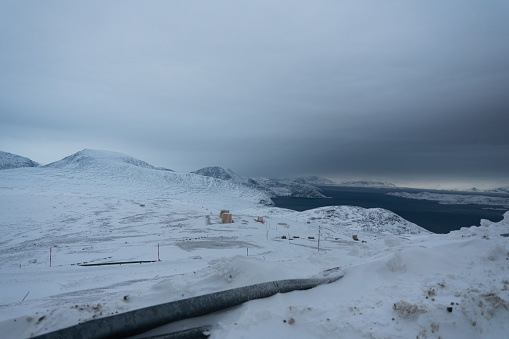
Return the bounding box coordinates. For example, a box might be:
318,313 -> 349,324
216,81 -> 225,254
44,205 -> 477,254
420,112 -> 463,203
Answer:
272,186 -> 508,234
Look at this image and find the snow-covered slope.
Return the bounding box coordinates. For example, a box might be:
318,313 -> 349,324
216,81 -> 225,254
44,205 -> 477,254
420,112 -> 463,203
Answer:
192,167 -> 327,198
1,150 -> 508,339
0,150 -> 39,169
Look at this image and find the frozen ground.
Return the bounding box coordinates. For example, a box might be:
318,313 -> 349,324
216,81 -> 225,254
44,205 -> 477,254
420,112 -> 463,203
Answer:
1,150 -> 508,338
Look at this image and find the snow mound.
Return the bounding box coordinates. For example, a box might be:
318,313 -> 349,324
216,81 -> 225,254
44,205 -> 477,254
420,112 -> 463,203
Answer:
44,149 -> 156,170
0,150 -> 39,169
299,206 -> 429,235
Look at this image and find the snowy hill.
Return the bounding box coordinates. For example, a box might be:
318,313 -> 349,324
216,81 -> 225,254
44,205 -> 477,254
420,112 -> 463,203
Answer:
298,206 -> 429,235
193,167 -> 327,198
0,150 -> 39,169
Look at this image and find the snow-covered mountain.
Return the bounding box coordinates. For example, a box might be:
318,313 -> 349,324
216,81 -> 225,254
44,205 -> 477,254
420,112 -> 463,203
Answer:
337,180 -> 396,188
45,149 -> 157,170
292,176 -> 336,186
0,150 -> 39,169
192,167 -> 327,198
258,179 -> 328,198
25,149 -> 272,208
388,191 -> 509,209
192,166 -> 246,184
487,186 -> 509,194
467,186 -> 509,194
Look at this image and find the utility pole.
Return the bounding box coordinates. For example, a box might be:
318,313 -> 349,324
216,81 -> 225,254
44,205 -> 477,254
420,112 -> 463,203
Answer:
318,226 -> 321,252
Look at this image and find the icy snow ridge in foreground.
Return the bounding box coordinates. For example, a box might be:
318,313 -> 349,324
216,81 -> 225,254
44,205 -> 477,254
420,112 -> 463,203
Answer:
0,150 -> 508,338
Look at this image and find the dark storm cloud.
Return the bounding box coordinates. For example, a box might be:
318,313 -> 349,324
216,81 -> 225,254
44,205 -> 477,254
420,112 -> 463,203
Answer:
1,1 -> 508,187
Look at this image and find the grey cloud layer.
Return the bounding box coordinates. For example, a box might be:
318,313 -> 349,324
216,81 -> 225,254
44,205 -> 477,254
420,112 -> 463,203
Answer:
1,1 -> 508,186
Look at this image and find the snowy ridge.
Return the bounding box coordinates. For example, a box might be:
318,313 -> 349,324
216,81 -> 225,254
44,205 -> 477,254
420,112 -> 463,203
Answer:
0,150 -> 39,169
388,191 -> 509,209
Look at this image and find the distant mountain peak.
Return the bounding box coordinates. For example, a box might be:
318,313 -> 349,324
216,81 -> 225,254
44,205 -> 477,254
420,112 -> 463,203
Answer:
44,149 -> 156,170
292,176 -> 336,185
467,186 -> 509,194
0,150 -> 39,170
338,180 -> 396,188
192,167 -> 327,199
191,166 -> 244,183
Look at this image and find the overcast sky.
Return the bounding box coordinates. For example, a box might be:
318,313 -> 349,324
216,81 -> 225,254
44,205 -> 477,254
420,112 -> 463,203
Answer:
1,1 -> 508,188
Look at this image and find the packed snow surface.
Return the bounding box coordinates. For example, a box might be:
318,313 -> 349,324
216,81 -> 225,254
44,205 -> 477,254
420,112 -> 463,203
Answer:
1,150 -> 508,338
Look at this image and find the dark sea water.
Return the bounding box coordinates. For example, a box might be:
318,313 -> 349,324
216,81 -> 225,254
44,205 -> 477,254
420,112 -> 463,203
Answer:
271,186 -> 508,234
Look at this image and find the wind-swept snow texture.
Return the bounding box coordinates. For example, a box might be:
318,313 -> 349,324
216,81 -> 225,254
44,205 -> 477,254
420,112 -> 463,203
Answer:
1,149 -> 508,338
0,150 -> 39,169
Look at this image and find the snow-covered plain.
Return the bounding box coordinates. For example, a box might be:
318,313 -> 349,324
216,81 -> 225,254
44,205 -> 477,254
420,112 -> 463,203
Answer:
1,150 -> 508,338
